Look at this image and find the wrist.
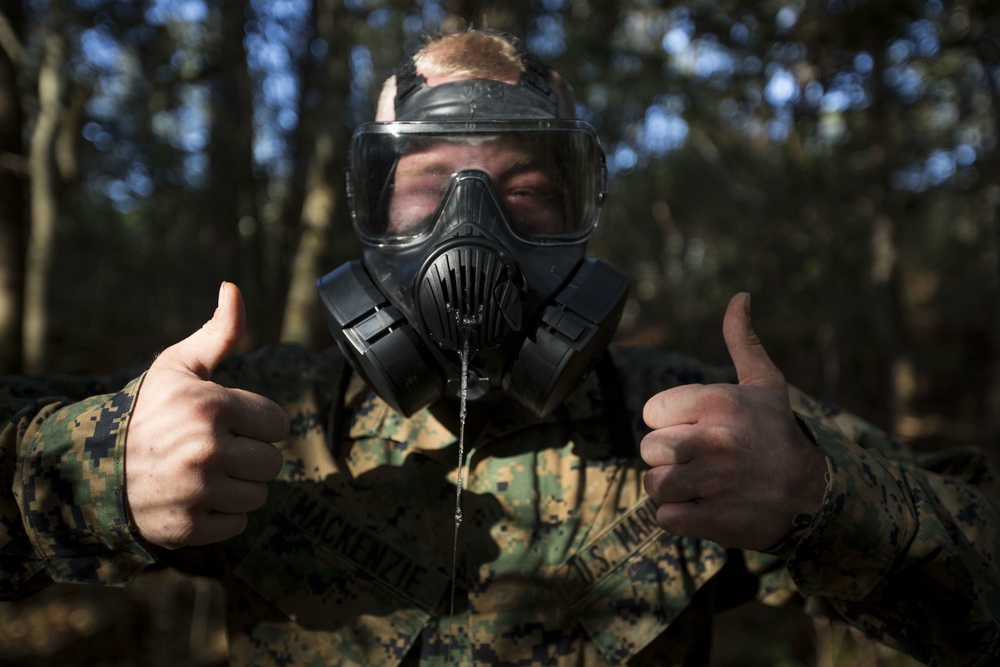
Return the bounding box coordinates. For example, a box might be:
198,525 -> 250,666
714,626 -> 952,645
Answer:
792,413 -> 830,516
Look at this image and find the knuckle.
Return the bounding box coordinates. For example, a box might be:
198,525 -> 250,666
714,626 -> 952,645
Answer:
655,505 -> 688,536
240,441 -> 283,480
188,480 -> 214,507
158,512 -> 198,549
272,405 -> 291,439
189,386 -> 228,424
264,445 -> 284,477
643,468 -> 676,503
698,473 -> 725,498
703,422 -> 735,449
702,384 -> 740,413
226,514 -> 249,540
641,395 -> 663,427
248,482 -> 269,510
170,469 -> 212,507
639,433 -> 659,463
186,439 -> 225,470
642,469 -> 660,498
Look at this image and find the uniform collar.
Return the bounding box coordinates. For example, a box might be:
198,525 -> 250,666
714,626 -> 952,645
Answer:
348,365 -> 607,453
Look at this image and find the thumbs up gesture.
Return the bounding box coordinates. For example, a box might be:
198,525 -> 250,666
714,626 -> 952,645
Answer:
125,283 -> 289,549
641,293 -> 827,551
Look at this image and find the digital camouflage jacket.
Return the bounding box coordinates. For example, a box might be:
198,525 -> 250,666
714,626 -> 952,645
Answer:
2,344 -> 999,666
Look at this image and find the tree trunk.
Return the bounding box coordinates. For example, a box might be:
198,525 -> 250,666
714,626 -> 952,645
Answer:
864,6 -> 912,432
975,26 -> 1000,440
986,203 -> 1000,441
280,0 -> 350,345
206,0 -> 256,316
441,0 -> 533,35
0,2 -> 25,373
23,27 -> 65,373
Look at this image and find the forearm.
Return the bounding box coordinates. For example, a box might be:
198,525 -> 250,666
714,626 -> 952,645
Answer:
1,399 -> 59,598
1,377 -> 156,597
784,408 -> 1000,665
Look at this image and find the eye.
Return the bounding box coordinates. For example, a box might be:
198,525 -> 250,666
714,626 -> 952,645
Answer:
504,172 -> 558,203
506,185 -> 557,204
387,171 -> 449,235
503,172 -> 566,236
398,172 -> 448,198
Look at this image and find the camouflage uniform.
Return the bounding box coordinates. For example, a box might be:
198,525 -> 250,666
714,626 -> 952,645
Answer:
2,344 -> 999,665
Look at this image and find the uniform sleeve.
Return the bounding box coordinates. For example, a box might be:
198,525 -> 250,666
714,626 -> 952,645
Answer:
763,389 -> 1000,666
1,374 -> 156,599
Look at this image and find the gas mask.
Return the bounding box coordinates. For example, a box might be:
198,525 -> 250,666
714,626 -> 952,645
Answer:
316,61 -> 630,417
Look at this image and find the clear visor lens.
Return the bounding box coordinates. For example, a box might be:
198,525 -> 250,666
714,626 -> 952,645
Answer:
349,121 -> 606,245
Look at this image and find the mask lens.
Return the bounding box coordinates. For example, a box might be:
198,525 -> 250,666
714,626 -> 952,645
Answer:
349,121 -> 605,245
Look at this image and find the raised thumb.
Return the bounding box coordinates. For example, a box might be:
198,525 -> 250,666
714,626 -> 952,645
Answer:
722,292 -> 784,389
156,282 -> 246,380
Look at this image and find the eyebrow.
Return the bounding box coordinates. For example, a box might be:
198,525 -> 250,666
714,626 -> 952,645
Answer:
395,144 -> 544,178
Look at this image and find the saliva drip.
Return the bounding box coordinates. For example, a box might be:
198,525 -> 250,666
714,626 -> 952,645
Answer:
449,333 -> 471,620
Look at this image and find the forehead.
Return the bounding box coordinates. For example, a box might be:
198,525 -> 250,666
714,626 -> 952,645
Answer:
396,137 -> 549,172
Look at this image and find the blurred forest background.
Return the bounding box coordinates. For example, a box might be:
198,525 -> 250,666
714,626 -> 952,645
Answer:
1,0 -> 998,665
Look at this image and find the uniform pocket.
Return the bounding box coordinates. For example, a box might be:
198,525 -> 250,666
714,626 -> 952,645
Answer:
556,497 -> 727,666
234,484 -> 450,666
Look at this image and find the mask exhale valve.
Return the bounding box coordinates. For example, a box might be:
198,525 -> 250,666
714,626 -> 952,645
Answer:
417,236 -> 522,352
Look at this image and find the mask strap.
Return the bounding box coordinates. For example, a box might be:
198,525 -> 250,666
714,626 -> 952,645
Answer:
501,32 -> 554,99
393,30 -> 556,117
393,53 -> 422,110
326,354 -> 357,475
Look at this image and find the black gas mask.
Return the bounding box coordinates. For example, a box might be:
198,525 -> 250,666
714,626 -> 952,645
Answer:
317,57 -> 630,417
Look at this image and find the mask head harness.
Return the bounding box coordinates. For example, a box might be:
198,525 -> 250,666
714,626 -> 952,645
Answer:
317,32 -> 630,417
391,31 -> 559,122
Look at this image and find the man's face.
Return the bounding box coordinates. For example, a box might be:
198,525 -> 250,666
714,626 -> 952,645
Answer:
387,138 -> 567,239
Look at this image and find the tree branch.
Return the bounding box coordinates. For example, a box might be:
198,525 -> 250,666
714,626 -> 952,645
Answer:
0,10 -> 23,63
0,151 -> 27,175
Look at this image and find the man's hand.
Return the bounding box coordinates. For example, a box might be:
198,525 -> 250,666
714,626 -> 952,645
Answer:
641,292 -> 827,551
125,282 -> 289,549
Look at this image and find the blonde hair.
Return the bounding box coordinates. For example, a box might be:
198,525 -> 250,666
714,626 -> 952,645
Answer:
415,31 -> 526,81
375,30 -> 576,121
